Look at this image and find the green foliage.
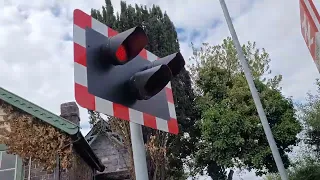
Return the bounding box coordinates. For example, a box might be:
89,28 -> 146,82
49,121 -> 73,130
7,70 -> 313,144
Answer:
190,38 -> 301,179
288,158 -> 320,180
265,78 -> 320,180
264,173 -> 281,180
89,1 -> 200,179
299,79 -> 320,158
264,156 -> 320,180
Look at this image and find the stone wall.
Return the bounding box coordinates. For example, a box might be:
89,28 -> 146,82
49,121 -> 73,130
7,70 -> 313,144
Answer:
23,150 -> 94,180
23,159 -> 56,180
0,101 -> 97,180
66,150 -> 94,180
60,102 -> 80,126
91,134 -> 130,179
0,104 -> 10,141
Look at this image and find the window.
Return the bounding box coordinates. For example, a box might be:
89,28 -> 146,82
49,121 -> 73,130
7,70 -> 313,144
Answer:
0,145 -> 23,180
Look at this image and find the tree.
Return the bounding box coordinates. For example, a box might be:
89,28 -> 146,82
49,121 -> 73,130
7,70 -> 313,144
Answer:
264,79 -> 320,180
264,155 -> 320,180
190,38 -> 301,179
90,1 -> 200,179
299,79 -> 320,158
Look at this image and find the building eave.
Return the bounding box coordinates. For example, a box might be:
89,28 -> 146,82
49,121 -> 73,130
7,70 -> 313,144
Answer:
72,132 -> 105,172
0,87 -> 79,135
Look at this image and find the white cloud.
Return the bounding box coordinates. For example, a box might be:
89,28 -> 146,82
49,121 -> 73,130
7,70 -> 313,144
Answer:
219,0 -> 319,102
1,0 -> 319,179
182,0 -> 320,102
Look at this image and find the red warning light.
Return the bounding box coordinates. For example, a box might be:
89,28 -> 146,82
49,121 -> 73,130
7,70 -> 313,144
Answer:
115,45 -> 128,62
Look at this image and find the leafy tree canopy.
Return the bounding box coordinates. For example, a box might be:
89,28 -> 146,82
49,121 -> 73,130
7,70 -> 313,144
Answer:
299,79 -> 320,158
190,38 -> 302,179
265,79 -> 320,180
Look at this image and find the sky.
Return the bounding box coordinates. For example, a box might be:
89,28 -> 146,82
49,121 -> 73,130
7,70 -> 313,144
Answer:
1,0 -> 320,179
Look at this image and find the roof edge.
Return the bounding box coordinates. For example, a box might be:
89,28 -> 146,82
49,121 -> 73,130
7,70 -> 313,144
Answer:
0,87 -> 104,171
0,87 -> 79,135
72,132 -> 105,172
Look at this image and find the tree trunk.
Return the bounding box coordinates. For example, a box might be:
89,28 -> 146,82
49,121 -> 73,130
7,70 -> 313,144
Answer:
227,170 -> 234,180
153,164 -> 158,180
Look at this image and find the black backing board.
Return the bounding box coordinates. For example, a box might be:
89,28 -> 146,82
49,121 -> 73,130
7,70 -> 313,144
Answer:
86,28 -> 170,120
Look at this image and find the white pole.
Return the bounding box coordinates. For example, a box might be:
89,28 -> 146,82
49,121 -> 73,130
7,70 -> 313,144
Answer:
219,0 -> 288,180
28,157 -> 31,180
130,122 -> 149,180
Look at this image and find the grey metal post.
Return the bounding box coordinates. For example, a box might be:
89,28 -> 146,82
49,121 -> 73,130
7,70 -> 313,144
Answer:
219,0 -> 288,180
130,122 -> 149,180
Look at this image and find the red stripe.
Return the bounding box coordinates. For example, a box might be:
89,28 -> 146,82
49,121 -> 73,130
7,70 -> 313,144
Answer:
165,87 -> 174,103
73,9 -> 92,29
168,118 -> 179,134
74,43 -> 87,66
108,28 -> 118,37
308,0 -> 320,25
75,83 -> 95,110
300,0 -> 318,60
113,103 -> 130,121
139,49 -> 147,59
143,113 -> 157,129
301,0 -> 318,31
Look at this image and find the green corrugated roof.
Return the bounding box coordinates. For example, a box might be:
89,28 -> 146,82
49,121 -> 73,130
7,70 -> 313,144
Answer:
0,87 -> 79,135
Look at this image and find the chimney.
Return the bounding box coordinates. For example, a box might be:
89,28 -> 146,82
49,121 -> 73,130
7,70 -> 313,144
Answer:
60,102 -> 80,126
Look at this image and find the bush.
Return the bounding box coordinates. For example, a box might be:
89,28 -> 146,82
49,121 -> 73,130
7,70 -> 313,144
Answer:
289,159 -> 320,180
264,157 -> 320,180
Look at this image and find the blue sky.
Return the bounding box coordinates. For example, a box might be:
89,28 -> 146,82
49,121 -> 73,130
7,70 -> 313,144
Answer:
176,19 -> 223,43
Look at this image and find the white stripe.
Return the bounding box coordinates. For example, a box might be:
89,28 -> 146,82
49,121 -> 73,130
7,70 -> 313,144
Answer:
95,97 -> 114,116
91,18 -> 108,37
147,51 -> 158,61
156,118 -> 169,132
73,24 -> 86,47
129,109 -> 144,125
168,102 -> 177,119
74,63 -> 87,86
166,82 -> 172,89
305,0 -> 320,31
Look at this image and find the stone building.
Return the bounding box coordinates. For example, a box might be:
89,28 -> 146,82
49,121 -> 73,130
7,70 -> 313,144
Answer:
85,120 -> 130,180
0,87 -> 130,180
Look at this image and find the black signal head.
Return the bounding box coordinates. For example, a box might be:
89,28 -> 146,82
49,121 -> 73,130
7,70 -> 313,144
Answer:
129,65 -> 172,100
151,52 -> 185,76
100,26 -> 148,65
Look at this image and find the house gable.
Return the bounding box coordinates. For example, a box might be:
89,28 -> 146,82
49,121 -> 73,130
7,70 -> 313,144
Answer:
85,121 -> 130,180
0,87 -> 105,176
